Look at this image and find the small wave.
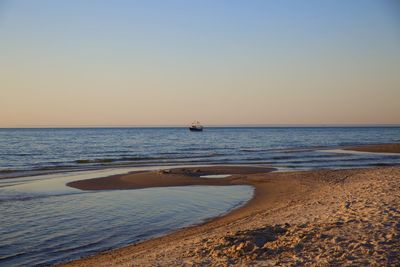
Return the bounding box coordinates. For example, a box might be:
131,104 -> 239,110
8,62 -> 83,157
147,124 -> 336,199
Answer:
240,148 -> 270,152
75,156 -> 175,164
0,251 -> 26,262
158,152 -> 181,155
373,162 -> 394,166
243,153 -> 353,162
177,147 -> 216,152
76,159 -> 115,164
10,153 -> 36,157
240,147 -> 315,153
75,154 -> 223,165
0,192 -> 82,203
271,156 -> 293,160
0,194 -> 50,203
188,153 -> 223,158
0,196 -> 46,203
35,165 -> 77,171
0,169 -> 16,173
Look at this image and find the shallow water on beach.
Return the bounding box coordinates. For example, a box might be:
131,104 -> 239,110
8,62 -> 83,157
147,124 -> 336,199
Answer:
0,168 -> 253,266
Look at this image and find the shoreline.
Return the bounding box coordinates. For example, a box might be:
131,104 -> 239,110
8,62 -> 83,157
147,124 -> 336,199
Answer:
62,164 -> 400,266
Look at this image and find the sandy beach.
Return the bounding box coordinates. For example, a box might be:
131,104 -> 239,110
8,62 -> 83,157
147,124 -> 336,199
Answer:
62,162 -> 400,266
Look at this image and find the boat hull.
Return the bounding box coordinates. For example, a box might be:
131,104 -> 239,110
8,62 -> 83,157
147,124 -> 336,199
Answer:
189,127 -> 203,132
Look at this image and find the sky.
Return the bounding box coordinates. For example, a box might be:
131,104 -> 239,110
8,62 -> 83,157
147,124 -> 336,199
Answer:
0,0 -> 399,127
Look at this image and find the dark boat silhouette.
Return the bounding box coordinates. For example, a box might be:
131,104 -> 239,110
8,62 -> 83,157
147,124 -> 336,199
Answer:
189,121 -> 203,131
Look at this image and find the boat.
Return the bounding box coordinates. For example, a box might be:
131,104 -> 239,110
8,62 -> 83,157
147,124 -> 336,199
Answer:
189,121 -> 203,131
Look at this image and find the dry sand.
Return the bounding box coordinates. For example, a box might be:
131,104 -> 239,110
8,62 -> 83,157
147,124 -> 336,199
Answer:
62,165 -> 400,266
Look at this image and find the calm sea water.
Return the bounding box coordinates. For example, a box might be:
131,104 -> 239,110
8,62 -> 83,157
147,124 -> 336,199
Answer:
1,127 -> 400,177
1,127 -> 400,266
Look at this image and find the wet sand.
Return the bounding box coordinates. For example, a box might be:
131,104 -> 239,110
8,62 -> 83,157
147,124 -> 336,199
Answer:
63,165 -> 400,266
67,166 -> 274,190
345,143 -> 400,153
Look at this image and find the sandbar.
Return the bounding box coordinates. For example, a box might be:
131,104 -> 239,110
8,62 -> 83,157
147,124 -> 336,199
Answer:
345,143 -> 400,153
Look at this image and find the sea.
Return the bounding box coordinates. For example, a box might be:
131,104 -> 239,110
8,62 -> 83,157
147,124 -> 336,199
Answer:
1,127 -> 400,266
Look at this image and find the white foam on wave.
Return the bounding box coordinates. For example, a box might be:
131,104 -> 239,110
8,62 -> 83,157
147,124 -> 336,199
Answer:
200,174 -> 232,179
319,149 -> 400,156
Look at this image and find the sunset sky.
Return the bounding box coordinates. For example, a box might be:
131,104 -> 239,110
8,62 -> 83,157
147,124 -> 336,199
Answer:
0,0 -> 399,127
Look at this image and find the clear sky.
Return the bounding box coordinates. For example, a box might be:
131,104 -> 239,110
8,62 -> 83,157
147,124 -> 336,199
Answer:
0,0 -> 399,127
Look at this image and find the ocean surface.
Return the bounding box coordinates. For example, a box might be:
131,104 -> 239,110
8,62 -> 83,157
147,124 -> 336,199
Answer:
1,127 -> 400,266
1,127 -> 400,177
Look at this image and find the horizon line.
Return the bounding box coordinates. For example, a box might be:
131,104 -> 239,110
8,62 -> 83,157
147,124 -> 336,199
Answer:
1,123 -> 400,129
